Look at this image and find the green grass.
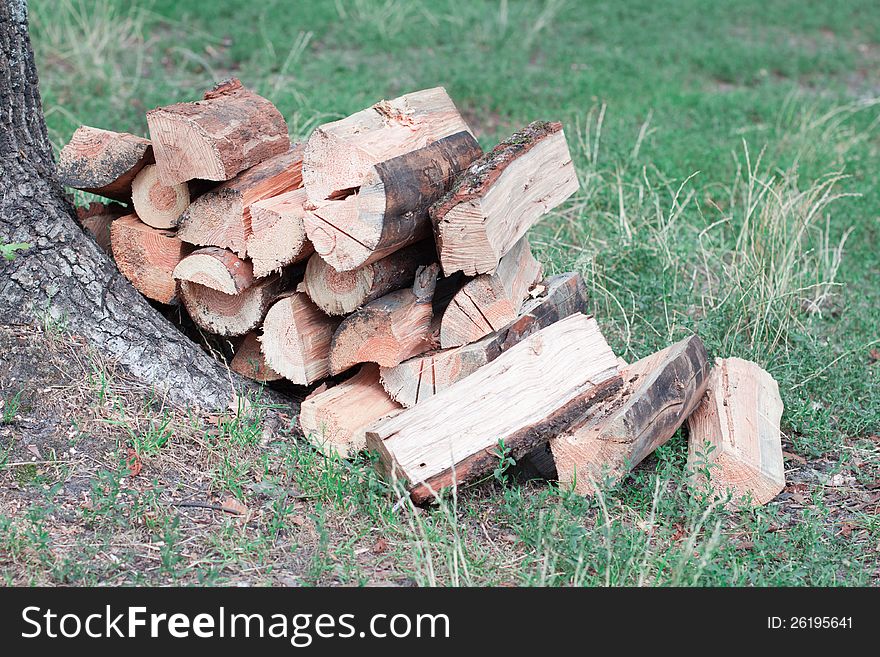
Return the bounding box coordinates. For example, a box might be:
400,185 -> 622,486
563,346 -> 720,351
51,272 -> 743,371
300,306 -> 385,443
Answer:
5,0 -> 877,586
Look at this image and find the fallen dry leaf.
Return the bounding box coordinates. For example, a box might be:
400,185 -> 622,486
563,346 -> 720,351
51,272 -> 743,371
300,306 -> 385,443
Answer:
783,450 -> 807,465
221,496 -> 247,515
125,448 -> 142,477
371,537 -> 389,554
26,444 -> 41,459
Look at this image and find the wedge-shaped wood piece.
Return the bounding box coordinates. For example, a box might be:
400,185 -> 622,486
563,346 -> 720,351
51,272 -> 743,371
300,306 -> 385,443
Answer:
179,274 -> 282,337
432,121 -> 579,276
248,188 -> 313,277
110,214 -> 192,304
57,126 -> 152,201
172,246 -> 254,295
439,235 -> 542,348
686,357 -> 785,506
177,145 -> 303,257
366,313 -> 622,503
381,272 -> 589,407
551,335 -> 710,495
76,201 -> 127,253
260,291 -> 341,385
147,78 -> 290,185
300,364 -> 402,458
131,163 -> 191,229
303,240 -> 435,316
230,331 -> 283,382
329,264 -> 439,375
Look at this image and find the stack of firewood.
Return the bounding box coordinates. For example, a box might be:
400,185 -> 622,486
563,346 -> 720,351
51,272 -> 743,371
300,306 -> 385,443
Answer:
58,80 -> 786,508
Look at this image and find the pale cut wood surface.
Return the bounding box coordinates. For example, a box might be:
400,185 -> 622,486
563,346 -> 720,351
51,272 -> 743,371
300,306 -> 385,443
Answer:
230,331 -> 283,382
247,188 -> 313,277
179,274 -> 282,337
686,357 -> 785,506
177,144 -> 303,257
57,125 -> 153,202
147,78 -> 289,185
432,121 -> 579,276
381,271 -> 589,407
439,235 -> 542,348
110,214 -> 192,304
172,246 -> 255,295
299,363 -> 402,458
76,201 -> 127,253
131,163 -> 190,229
260,290 -> 341,385
366,313 -> 622,503
551,335 -> 710,495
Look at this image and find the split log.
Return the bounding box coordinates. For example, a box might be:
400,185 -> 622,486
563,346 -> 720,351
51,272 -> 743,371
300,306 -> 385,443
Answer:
303,240 -> 435,316
172,246 -> 254,295
381,271 -> 589,407
260,290 -> 341,385
431,121 -> 579,276
57,126 -> 152,202
110,214 -> 192,304
75,202 -> 126,253
146,78 -> 290,185
229,331 -> 283,382
299,364 -> 402,458
131,163 -> 190,229
439,235 -> 542,348
247,188 -> 313,277
176,145 -> 303,257
366,313 -> 622,503
329,264 -> 439,375
179,274 -> 283,337
550,335 -> 710,495
686,357 -> 785,506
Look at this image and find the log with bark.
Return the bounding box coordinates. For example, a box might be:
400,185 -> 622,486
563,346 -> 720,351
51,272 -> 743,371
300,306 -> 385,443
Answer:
75,201 -> 127,253
686,357 -> 785,506
366,313 -> 622,503
299,363 -> 402,458
380,271 -> 590,407
329,264 -> 440,375
439,235 -> 542,348
110,214 -> 192,304
56,125 -> 153,202
431,121 -> 579,276
147,78 -> 290,185
173,246 -> 255,295
550,335 -> 710,494
176,144 -> 303,257
229,331 -> 283,382
131,163 -> 191,229
302,87 -> 479,271
179,273 -> 283,337
259,290 -> 341,385
247,188 -> 314,277
303,239 -> 435,316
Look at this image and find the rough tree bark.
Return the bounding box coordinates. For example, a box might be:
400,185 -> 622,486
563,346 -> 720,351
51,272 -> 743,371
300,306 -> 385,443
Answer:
0,0 -> 283,411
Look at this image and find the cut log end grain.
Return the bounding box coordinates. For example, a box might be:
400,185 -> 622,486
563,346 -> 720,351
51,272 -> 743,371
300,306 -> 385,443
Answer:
299,363 -> 401,458
551,335 -> 710,496
146,78 -> 290,185
366,312 -> 622,503
439,235 -> 542,348
177,144 -> 304,257
57,126 -> 152,202
686,357 -> 785,507
172,246 -> 255,295
329,264 -> 440,375
303,240 -> 435,316
230,331 -> 283,382
110,214 -> 192,304
76,201 -> 127,253
431,121 -> 579,276
380,271 -> 590,408
260,291 -> 341,385
247,188 -> 313,277
179,274 -> 282,337
131,163 -> 190,229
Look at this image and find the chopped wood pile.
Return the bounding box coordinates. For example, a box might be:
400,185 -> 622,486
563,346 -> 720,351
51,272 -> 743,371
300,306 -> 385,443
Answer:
60,80 -> 786,508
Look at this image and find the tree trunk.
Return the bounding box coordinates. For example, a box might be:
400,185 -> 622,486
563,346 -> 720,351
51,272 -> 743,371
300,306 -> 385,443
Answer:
0,1 -> 282,411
